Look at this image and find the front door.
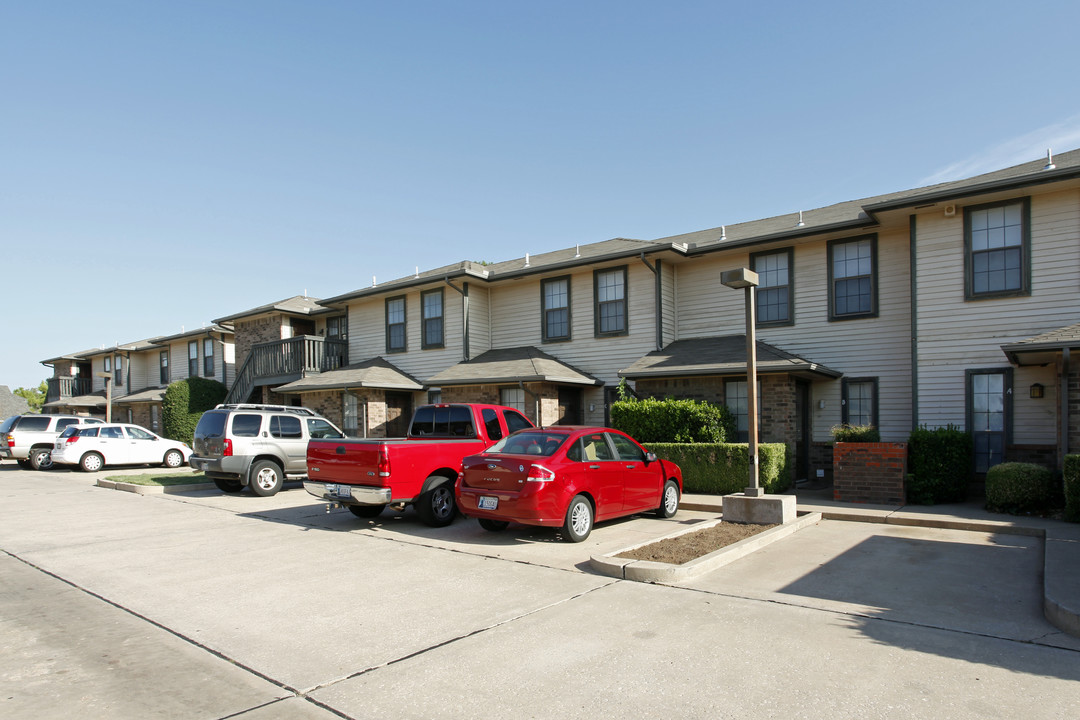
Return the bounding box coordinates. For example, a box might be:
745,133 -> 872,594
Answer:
968,369 -> 1012,474
557,387 -> 582,425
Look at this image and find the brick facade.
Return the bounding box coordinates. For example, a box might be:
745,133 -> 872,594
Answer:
833,442 -> 907,505
440,382 -> 563,426
233,316 -> 287,371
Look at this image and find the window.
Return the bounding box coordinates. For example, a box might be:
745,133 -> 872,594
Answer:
326,315 -> 348,340
965,198 -> 1030,299
269,415 -> 303,439
421,289 -> 444,349
54,418 -> 80,431
842,378 -> 878,427
113,354 -> 123,386
505,410 -> 532,434
307,418 -> 343,439
343,394 -> 358,437
100,426 -> 124,439
159,351 -> 169,386
751,249 -> 793,326
103,356 -> 112,374
203,339 -> 214,377
188,341 -> 199,377
409,405 -> 475,437
725,380 -> 761,443
427,389 -> 442,404
482,408 -> 504,441
542,276 -> 571,342
967,369 -> 1012,474
828,235 -> 877,319
594,267 -> 628,336
231,414 -> 262,437
501,387 -> 526,413
385,296 -> 406,353
609,432 -> 645,462
151,405 -> 159,431
126,427 -> 154,440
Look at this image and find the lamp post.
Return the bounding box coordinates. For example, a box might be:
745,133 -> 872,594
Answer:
721,268 -> 762,497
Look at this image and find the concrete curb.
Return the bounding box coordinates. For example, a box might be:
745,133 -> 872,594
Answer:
96,479 -> 216,495
590,511 -> 822,583
1044,530 -> 1080,638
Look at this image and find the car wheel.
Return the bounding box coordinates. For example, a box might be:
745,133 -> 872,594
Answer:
162,449 -> 184,468
479,518 -> 509,532
563,494 -> 593,543
29,448 -> 53,471
213,478 -> 244,493
415,478 -> 456,527
80,452 -> 104,473
16,458 -> 32,469
655,479 -> 680,518
348,504 -> 386,519
249,461 -> 283,497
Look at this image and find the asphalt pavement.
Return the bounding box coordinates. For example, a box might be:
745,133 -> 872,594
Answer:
2,462 -> 1079,719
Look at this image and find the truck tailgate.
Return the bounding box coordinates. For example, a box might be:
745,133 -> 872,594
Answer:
307,439 -> 389,485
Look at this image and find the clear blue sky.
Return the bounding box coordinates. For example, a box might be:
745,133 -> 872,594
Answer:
4,1 -> 1080,391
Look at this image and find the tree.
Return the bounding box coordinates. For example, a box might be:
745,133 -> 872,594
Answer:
13,381 -> 47,413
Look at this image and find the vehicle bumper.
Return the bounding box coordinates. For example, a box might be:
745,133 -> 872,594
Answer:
304,481 -> 393,505
456,487 -> 564,527
189,455 -> 250,479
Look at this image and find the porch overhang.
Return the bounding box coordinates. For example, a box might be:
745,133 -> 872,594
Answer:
112,388 -> 166,405
1002,322 -> 1080,366
425,347 -> 604,387
619,336 -> 843,380
273,357 -> 424,394
42,393 -> 107,410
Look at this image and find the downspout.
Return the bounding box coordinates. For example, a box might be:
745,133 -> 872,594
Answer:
445,277 -> 469,361
518,381 -> 541,427
639,253 -> 663,351
909,214 -> 919,432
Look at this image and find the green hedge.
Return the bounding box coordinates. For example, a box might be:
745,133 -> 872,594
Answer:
1065,455 -> 1080,523
162,377 -> 228,445
985,462 -> 1055,514
646,443 -> 790,495
611,396 -> 735,443
906,425 -> 972,505
831,424 -> 880,442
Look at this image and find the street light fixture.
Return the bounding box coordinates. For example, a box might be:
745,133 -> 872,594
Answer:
721,268 -> 762,497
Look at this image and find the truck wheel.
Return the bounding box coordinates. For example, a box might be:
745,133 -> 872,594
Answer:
479,518 -> 509,532
249,461 -> 283,497
416,478 -> 456,527
30,448 -> 54,471
348,504 -> 386,519
214,478 -> 244,493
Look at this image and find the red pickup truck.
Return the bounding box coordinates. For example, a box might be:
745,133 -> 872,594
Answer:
304,403 -> 534,526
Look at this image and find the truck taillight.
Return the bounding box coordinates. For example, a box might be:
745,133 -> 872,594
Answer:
223,439 -> 233,457
378,447 -> 390,477
526,464 -> 555,482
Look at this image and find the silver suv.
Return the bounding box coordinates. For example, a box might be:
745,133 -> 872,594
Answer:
1,414 -> 105,470
189,404 -> 344,496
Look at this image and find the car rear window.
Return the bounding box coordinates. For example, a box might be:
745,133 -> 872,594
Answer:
59,426 -> 81,438
410,406 -> 476,437
78,427 -> 100,437
55,418 -> 82,430
194,411 -> 228,438
488,431 -> 567,457
0,416 -> 16,433
17,417 -> 51,432
231,414 -> 262,438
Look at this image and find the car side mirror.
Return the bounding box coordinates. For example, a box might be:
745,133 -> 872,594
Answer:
645,452 -> 657,464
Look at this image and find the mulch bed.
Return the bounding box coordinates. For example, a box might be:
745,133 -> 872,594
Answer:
616,521 -> 778,565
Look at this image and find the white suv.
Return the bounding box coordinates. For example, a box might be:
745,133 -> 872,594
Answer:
1,414 -> 105,470
189,404 -> 344,496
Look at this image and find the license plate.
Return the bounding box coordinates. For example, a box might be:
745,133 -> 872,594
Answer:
478,496 -> 498,510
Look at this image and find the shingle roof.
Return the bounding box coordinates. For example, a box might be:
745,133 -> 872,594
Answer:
1001,321 -> 1080,365
0,386 -> 31,417
426,346 -> 603,387
213,295 -> 328,324
619,336 -> 842,379
273,357 -> 424,393
42,392 -> 107,410
113,387 -> 167,404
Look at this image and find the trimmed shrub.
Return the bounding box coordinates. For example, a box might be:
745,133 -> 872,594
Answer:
162,377 -> 228,445
985,462 -> 1055,514
1065,455 -> 1080,523
831,424 -> 880,442
611,396 -> 736,444
906,425 -> 972,505
645,442 -> 789,495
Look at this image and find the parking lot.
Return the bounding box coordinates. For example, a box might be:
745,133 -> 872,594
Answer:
2,463 -> 1079,719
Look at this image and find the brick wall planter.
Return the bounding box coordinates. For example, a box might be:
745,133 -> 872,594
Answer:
833,442 -> 907,505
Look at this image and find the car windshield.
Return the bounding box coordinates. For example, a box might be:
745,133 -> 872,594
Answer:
486,431 -> 568,457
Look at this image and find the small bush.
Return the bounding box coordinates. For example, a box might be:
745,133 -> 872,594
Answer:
831,424 -> 880,443
907,425 -> 973,505
611,396 -> 736,444
645,443 -> 789,495
985,462 -> 1055,514
162,377 -> 228,445
1062,455 -> 1080,523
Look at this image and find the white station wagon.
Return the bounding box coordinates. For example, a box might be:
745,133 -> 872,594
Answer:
53,423 -> 192,472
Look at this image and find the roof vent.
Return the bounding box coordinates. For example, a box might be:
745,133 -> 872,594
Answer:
574,244 -> 581,258
719,225 -> 727,241
1044,148 -> 1056,171
415,266 -> 420,278
372,276 -> 377,288
524,253 -> 530,268
796,211 -> 806,228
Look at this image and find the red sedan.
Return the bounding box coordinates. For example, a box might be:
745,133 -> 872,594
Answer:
456,426 -> 683,542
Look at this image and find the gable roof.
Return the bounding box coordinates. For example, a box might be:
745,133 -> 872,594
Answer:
0,386 -> 31,417
426,346 -> 603,387
213,295 -> 329,324
619,336 -> 842,380
273,357 -> 424,393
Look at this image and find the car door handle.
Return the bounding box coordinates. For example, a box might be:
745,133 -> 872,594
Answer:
588,464 -> 600,469
625,464 -> 636,469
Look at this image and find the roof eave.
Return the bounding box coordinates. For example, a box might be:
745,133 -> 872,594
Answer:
865,166 -> 1080,214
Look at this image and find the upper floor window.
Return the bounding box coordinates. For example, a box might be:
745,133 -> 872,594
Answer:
828,235 -> 877,320
542,276 -> 571,342
421,289 -> 444,349
159,351 -> 169,386
965,198 -> 1030,299
386,296 -> 406,353
326,315 -> 348,340
113,354 -> 123,386
751,248 -> 793,326
203,338 -> 215,377
188,341 -> 198,377
594,266 -> 628,337
103,356 -> 112,374
842,378 -> 878,428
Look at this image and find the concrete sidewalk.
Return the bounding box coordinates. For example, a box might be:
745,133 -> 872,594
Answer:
681,490 -> 1080,639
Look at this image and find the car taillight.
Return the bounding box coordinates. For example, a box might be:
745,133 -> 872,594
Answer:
526,464 -> 555,482
5,434 -> 13,448
223,439 -> 233,457
378,447 -> 391,477
65,435 -> 80,444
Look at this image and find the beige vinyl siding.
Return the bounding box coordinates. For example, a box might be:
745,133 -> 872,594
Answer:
1013,365 -> 1057,445
125,352 -> 152,393
661,261 -> 677,347
468,284 -> 491,357
916,188 -> 1080,432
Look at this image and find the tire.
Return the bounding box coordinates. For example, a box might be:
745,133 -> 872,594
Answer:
415,478 -> 456,527
29,448 -> 53,471
80,452 -> 104,473
655,479 -> 680,518
479,518 -> 509,532
16,458 -> 32,469
248,460 -> 283,497
563,494 -> 593,543
162,449 -> 184,469
348,504 -> 386,519
214,478 -> 244,493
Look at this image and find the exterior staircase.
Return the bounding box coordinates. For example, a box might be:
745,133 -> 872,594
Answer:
224,336 -> 347,405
